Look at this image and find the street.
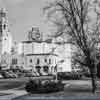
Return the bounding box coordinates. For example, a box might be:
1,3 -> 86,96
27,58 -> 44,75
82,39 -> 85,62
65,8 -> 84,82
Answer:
0,77 -> 100,99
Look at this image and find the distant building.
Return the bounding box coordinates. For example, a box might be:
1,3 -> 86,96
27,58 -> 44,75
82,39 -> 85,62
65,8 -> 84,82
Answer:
0,8 -> 12,54
0,52 -> 11,70
8,41 -> 25,70
11,27 -> 72,75
10,53 -> 24,70
20,40 -> 58,74
20,28 -> 72,73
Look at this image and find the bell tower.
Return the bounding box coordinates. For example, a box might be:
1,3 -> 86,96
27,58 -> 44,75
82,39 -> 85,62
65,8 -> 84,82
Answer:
0,8 -> 6,38
0,8 -> 12,54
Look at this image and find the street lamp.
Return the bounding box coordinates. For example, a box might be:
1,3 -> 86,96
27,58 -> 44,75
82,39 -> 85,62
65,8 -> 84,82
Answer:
55,59 -> 64,81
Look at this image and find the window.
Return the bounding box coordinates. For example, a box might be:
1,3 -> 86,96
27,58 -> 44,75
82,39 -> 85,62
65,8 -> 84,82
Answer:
12,58 -> 17,65
44,58 -> 47,63
0,22 -> 2,33
37,59 -> 40,64
36,66 -> 41,74
4,24 -> 6,29
43,66 -> 49,73
30,59 -> 32,63
15,59 -> 17,64
49,59 -> 51,64
0,12 -> 6,17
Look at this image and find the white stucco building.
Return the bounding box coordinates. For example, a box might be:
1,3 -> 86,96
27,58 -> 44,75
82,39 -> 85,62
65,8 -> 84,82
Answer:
20,38 -> 72,73
11,27 -> 72,75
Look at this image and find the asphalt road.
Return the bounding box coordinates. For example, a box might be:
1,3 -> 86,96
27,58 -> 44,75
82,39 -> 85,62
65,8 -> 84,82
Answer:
0,77 -> 100,90
0,76 -> 54,90
0,77 -> 97,90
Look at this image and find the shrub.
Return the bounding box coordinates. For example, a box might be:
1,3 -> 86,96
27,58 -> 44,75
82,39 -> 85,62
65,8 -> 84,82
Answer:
25,79 -> 41,93
25,79 -> 64,93
57,72 -> 83,80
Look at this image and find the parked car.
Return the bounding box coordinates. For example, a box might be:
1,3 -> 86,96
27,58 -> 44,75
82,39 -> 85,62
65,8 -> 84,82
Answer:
40,72 -> 48,76
1,71 -> 17,78
33,72 -> 40,76
8,71 -> 18,78
24,71 -> 36,77
15,72 -> 25,77
57,71 -> 83,80
57,72 -> 72,80
0,73 -> 3,79
83,71 -> 91,77
71,71 -> 82,79
81,68 -> 91,77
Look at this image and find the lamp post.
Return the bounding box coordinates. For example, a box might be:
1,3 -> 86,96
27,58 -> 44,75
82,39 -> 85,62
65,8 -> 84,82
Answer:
55,60 -> 64,81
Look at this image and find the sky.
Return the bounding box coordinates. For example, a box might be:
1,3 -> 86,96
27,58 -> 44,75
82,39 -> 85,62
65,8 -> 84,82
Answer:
0,0 -> 99,43
0,0 -> 50,42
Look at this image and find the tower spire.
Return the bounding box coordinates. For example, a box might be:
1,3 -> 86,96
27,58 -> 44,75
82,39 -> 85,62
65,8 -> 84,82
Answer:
0,8 -> 12,54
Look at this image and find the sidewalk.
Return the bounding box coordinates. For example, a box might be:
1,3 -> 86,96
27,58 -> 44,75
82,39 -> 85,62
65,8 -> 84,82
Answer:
0,89 -> 27,100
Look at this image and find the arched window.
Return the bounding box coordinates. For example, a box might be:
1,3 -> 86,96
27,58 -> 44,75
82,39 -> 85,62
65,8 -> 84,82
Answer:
44,58 -> 47,63
30,59 -> 32,63
0,21 -> 2,33
4,24 -> 6,29
43,66 -> 48,73
49,59 -> 51,64
12,58 -> 17,65
37,58 -> 40,64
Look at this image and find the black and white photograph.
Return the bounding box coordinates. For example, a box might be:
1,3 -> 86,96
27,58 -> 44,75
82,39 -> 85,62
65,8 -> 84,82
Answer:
0,0 -> 100,100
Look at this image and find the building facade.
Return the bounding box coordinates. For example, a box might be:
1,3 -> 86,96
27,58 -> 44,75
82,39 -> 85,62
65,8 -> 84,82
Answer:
20,27 -> 72,73
25,53 -> 58,75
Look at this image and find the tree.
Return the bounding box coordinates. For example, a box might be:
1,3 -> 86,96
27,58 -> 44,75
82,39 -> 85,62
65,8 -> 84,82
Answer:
44,0 -> 100,93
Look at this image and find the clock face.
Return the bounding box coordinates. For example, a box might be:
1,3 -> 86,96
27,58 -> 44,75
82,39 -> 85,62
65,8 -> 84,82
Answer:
31,31 -> 40,40
35,32 -> 40,38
